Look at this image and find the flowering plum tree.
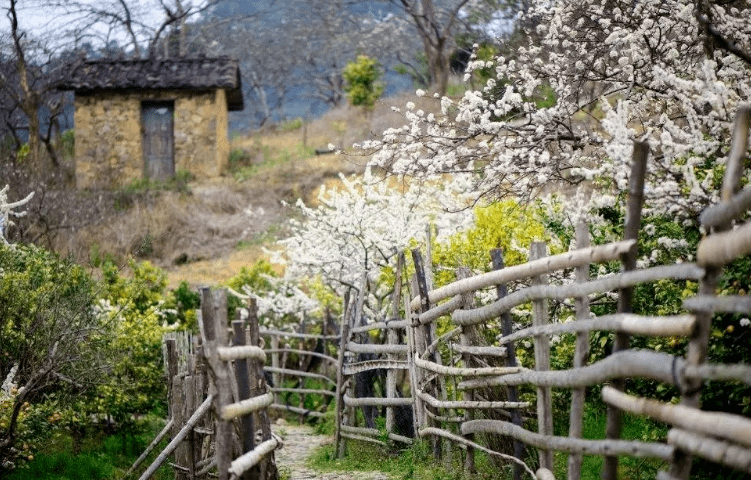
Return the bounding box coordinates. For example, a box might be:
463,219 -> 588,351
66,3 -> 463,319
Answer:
274,168 -> 474,297
365,0 -> 751,260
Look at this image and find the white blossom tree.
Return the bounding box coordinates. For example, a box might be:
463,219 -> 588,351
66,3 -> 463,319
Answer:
273,168 -> 475,297
365,0 -> 751,259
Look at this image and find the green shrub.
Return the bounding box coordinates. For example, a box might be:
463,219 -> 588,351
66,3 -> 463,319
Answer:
343,55 -> 385,109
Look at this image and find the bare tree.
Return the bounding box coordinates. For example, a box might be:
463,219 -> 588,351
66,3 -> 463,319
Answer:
374,0 -> 501,95
0,0 -> 68,168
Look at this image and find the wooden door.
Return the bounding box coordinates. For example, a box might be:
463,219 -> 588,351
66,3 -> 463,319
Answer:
142,101 -> 175,181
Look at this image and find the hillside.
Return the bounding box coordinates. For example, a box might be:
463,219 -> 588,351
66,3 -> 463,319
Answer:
30,90 -> 445,288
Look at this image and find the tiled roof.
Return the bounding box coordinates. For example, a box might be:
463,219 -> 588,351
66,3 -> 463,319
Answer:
58,56 -> 243,111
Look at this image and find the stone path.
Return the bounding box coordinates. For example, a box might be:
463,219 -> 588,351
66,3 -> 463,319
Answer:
271,422 -> 390,480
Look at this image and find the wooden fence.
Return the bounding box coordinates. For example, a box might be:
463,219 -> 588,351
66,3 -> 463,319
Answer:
129,289 -> 279,480
328,108 -> 751,480
135,108 -> 751,480
261,321 -> 339,421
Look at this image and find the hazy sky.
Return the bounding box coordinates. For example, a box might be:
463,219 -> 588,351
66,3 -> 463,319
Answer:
1,1 -> 178,51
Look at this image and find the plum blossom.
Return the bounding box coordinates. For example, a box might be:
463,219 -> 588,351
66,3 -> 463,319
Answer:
364,0 -> 751,265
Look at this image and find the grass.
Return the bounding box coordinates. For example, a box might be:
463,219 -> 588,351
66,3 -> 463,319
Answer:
568,402 -> 668,480
230,142 -> 316,183
4,416 -> 173,480
309,439 -> 471,480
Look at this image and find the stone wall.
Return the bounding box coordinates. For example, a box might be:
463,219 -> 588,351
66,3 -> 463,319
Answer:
74,89 -> 230,189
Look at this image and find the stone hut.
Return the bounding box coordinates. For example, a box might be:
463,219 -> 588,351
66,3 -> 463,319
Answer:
58,57 -> 243,189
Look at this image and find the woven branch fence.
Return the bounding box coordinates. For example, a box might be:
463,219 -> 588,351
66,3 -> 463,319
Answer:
329,108 -> 751,480
131,289 -> 279,480
136,108 -> 751,480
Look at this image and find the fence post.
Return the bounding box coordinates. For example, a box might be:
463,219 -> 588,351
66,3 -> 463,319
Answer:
456,267 -> 476,474
248,297 -> 278,480
406,274 -> 425,439
386,252 -> 405,436
568,223 -> 592,480
200,287 -> 232,480
232,314 -> 255,480
530,242 -> 554,471
298,314 -> 307,425
412,248 -> 443,460
490,248 -> 526,480
603,141 -> 649,480
335,291 -> 352,458
270,335 -> 280,392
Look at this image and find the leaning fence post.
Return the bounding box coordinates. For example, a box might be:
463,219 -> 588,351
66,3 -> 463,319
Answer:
405,274 -> 424,438
200,287 -> 232,480
603,141 -> 649,480
490,248 -> 526,480
412,248 -> 442,460
568,223 -> 592,480
530,242 -> 554,471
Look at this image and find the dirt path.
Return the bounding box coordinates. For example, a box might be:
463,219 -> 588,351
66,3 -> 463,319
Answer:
271,423 -> 390,480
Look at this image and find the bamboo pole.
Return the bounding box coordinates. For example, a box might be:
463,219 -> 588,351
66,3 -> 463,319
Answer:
451,344 -> 507,356
349,319 -> 410,333
700,184 -> 751,228
536,469 -> 556,480
218,345 -> 266,362
228,436 -> 280,479
342,394 -> 413,407
531,242 -> 554,471
221,392 -> 274,420
416,296 -> 464,325
682,363 -> 751,386
345,342 -> 409,354
270,387 -> 336,397
568,222 -> 591,480
263,348 -> 337,364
